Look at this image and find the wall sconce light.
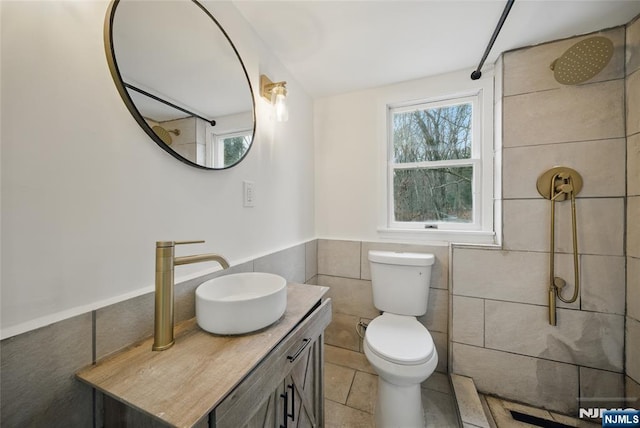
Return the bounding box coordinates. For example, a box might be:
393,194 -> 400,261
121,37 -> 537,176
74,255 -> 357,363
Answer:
260,74 -> 288,122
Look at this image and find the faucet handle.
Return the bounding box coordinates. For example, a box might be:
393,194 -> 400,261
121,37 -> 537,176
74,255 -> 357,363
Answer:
156,240 -> 205,248
175,240 -> 205,245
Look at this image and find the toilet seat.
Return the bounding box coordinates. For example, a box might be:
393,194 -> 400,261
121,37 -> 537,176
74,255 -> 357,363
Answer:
365,313 -> 434,366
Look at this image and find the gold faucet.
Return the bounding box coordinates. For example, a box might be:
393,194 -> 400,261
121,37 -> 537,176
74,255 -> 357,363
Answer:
153,240 -> 230,351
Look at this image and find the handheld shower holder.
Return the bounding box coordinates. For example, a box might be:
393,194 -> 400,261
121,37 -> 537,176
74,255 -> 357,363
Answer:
537,166 -> 582,326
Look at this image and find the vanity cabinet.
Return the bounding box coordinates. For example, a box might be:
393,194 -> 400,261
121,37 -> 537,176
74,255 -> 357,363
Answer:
213,299 -> 328,428
79,284 -> 331,428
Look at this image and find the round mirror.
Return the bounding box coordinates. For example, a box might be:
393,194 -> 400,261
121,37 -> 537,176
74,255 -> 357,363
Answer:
105,0 -> 255,169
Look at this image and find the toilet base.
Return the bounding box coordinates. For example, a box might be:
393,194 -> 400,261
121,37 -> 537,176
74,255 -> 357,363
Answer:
375,377 -> 424,428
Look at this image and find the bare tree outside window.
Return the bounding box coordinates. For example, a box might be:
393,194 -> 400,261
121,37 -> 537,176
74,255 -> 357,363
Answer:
223,135 -> 252,167
392,103 -> 473,223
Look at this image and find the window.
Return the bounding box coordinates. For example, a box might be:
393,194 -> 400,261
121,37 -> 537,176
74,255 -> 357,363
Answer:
384,90 -> 494,243
208,130 -> 252,168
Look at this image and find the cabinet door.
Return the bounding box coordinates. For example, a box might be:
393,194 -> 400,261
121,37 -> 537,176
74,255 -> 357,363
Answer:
243,391 -> 278,428
278,335 -> 323,428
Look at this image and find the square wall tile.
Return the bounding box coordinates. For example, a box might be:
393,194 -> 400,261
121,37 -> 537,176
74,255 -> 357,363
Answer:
325,312 -> 361,352
629,197 -> 640,259
254,243 -> 306,283
627,69 -> 640,136
360,242 -> 449,290
1,314 -> 94,427
580,255 -> 625,315
96,292 -> 155,359
318,239 -> 361,279
452,296 -> 484,347
484,300 -> 624,372
628,257 -> 640,322
626,318 -> 640,383
628,133 -> 640,197
432,331 -> 448,373
452,248 -> 576,309
579,367 -> 625,408
452,343 -> 579,414
503,80 -> 625,148
317,275 -> 378,319
628,15 -> 640,75
626,376 -> 640,409
503,198 -> 624,256
502,199 -> 548,252
418,287 -> 448,334
503,27 -> 625,96
305,240 -> 318,282
503,139 -> 626,199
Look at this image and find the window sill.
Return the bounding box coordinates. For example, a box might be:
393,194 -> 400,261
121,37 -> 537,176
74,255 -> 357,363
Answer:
377,227 -> 496,245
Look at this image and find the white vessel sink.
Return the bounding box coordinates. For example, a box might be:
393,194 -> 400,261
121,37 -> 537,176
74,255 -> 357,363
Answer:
195,272 -> 287,335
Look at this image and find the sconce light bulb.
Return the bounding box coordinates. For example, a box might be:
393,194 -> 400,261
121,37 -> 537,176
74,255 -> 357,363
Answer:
273,91 -> 288,122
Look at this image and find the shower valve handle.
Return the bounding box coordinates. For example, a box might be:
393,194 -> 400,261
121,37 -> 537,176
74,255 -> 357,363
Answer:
556,183 -> 573,194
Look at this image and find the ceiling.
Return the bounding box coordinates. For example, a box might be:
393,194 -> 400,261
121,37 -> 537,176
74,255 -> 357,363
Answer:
232,0 -> 640,98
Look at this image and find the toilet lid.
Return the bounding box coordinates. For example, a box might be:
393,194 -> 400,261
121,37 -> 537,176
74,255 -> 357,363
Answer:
365,313 -> 435,365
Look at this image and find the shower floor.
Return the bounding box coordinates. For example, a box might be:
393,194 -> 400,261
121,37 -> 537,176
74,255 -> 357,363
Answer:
451,374 -> 603,428
482,395 -> 600,428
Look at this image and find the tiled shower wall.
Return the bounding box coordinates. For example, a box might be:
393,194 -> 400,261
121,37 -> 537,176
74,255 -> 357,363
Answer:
0,241 -> 318,427
452,24 -> 634,416
626,15 -> 640,406
310,240 -> 450,373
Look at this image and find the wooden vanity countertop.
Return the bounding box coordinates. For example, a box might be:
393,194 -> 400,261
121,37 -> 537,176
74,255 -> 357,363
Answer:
76,283 -> 329,428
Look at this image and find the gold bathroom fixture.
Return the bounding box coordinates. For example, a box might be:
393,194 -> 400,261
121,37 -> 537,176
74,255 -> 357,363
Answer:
151,126 -> 181,146
536,167 -> 582,326
260,74 -> 288,122
154,240 -> 229,351
550,36 -> 614,85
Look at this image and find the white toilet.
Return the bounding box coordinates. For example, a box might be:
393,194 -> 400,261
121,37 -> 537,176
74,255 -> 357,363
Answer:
364,250 -> 438,428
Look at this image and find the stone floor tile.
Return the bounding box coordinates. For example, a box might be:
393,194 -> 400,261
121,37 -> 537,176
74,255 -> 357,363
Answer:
324,399 -> 374,428
324,362 -> 355,404
346,371 -> 378,414
325,344 -> 375,374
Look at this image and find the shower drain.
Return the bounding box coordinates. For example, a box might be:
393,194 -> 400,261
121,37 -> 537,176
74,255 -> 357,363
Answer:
509,410 -> 575,428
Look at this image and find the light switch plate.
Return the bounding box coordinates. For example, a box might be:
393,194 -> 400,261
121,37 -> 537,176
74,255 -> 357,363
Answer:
243,181 -> 255,207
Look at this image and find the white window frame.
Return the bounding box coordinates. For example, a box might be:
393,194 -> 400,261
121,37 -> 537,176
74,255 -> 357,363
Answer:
388,95 -> 481,231
206,129 -> 252,169
378,72 -> 496,245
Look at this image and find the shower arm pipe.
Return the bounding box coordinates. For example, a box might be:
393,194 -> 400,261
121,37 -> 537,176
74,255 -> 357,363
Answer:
124,83 -> 216,127
470,0 -> 515,80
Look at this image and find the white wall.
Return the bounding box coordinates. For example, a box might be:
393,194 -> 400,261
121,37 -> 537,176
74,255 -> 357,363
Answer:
0,0 -> 315,338
314,68 -> 493,242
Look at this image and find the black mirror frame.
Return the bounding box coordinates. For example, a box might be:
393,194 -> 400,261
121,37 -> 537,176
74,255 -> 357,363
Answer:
104,0 -> 256,170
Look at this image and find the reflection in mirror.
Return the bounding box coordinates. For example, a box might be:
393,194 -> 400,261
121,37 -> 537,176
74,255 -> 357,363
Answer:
106,0 -> 255,169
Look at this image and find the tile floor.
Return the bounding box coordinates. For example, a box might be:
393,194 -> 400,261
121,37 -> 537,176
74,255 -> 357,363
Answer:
324,344 -> 460,427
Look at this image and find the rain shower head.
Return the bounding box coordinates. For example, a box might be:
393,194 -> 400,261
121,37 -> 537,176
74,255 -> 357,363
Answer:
550,36 -> 614,85
151,126 -> 180,146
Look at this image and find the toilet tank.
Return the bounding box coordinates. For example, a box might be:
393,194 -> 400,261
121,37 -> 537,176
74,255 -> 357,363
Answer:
368,251 -> 435,316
